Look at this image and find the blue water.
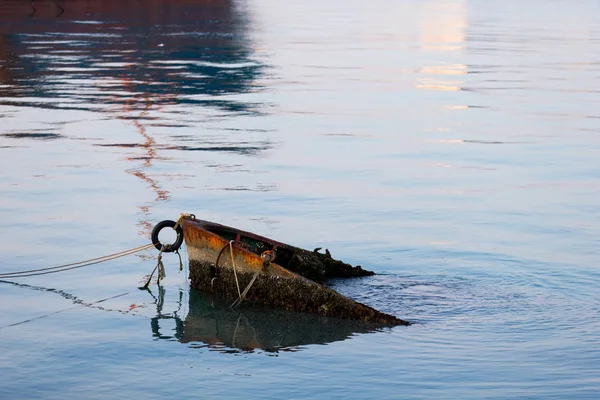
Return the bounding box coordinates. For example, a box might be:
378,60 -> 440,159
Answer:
1,0 -> 599,398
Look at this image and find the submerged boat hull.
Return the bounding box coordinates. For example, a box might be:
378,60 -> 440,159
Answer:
179,216 -> 408,325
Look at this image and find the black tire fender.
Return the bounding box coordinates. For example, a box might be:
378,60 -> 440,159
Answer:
151,220 -> 184,252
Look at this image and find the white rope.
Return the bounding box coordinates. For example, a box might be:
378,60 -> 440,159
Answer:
225,241 -> 267,308
229,240 -> 242,300
173,213 -> 195,230
0,244 -> 154,278
230,268 -> 261,308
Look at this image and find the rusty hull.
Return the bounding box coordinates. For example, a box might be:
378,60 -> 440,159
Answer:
180,217 -> 409,325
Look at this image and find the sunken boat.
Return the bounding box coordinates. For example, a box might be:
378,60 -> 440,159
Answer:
151,214 -> 408,326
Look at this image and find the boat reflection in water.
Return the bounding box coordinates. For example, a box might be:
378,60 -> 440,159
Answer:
150,288 -> 387,353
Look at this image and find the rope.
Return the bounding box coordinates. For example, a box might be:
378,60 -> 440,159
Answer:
214,243 -> 229,273
139,245 -> 185,289
0,244 -> 155,279
157,250 -> 166,282
229,240 -> 242,300
230,268 -> 261,309
176,250 -> 183,272
214,240 -> 263,308
173,213 -> 195,230
230,251 -> 272,308
140,248 -> 165,290
0,243 -> 153,277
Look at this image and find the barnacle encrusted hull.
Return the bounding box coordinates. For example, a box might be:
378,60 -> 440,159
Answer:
180,217 -> 408,325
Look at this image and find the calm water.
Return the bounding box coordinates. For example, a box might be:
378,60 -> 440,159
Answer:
1,0 -> 599,398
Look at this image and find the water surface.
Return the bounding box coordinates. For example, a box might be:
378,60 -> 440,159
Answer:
1,0 -> 599,398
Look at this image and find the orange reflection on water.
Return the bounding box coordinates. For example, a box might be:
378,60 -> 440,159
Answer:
418,1 -> 466,52
113,77 -> 172,235
416,63 -> 467,91
415,80 -> 462,91
415,0 -> 467,93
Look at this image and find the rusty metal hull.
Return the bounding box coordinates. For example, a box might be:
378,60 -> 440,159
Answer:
180,217 -> 409,325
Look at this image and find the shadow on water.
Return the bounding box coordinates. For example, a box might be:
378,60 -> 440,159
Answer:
150,287 -> 387,354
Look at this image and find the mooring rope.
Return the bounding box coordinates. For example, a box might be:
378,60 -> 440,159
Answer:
0,243 -> 155,279
229,240 -> 242,300
173,213 -> 195,230
213,240 -> 264,308
230,268 -> 261,309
